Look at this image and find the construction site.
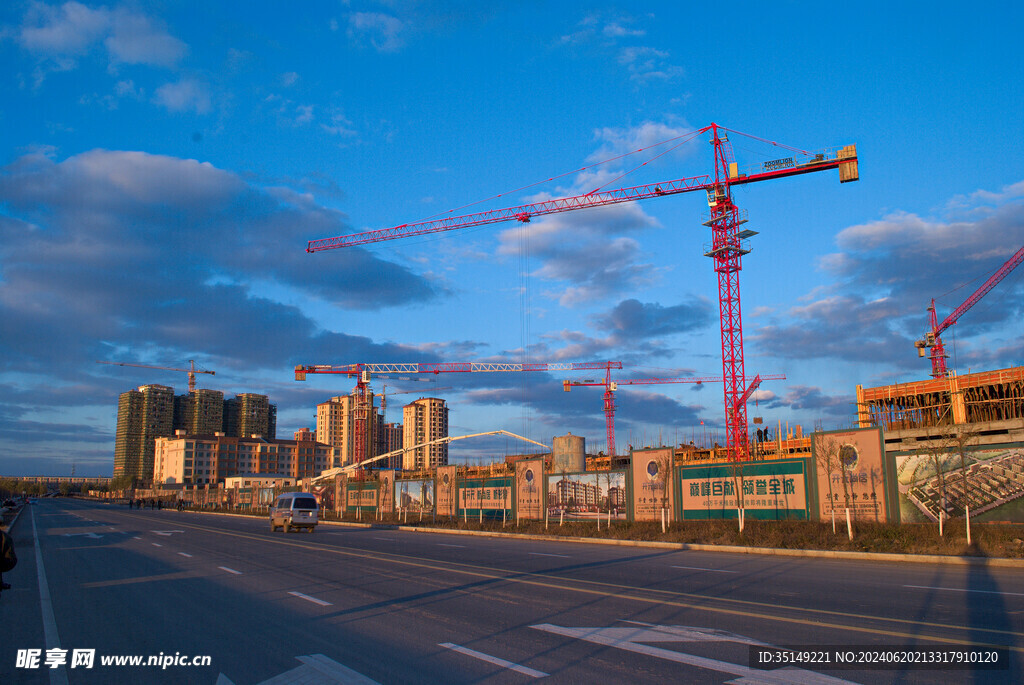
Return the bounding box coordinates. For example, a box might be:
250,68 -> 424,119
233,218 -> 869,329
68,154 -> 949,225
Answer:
106,124 -> 1023,526
292,124 -> 1024,526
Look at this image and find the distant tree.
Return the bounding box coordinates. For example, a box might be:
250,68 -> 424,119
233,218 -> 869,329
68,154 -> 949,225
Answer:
943,425 -> 981,514
813,434 -> 842,514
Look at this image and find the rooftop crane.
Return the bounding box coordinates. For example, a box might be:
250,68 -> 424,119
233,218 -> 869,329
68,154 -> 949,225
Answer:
97,359 -> 215,393
295,361 -> 622,466
306,123 -> 857,461
564,371 -> 785,458
915,245 -> 1024,378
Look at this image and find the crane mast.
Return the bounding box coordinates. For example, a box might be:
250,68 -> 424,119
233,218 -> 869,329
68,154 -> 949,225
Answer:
307,123 -> 858,460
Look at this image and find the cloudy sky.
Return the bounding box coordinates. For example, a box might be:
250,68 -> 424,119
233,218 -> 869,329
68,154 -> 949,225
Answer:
1,2 -> 1022,476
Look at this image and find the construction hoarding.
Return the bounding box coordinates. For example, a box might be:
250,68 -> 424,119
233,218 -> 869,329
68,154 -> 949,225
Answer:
631,447 -> 675,521
345,481 -> 378,514
515,458 -> 545,520
378,470 -> 395,514
678,459 -> 810,520
436,465 -> 458,517
396,478 -> 435,513
548,471 -> 627,521
894,444 -> 1024,523
458,476 -> 512,519
812,427 -> 898,523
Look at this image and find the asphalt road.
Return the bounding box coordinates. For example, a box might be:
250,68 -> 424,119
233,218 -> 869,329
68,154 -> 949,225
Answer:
2,498 -> 1021,684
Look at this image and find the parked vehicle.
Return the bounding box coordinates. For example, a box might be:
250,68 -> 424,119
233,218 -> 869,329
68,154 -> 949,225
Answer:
269,493 -> 319,533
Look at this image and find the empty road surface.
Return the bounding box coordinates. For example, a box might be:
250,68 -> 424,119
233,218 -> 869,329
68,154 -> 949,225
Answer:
2,498 -> 1020,684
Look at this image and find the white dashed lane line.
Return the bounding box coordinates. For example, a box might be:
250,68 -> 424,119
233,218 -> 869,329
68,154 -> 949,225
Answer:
218,566 -> 242,575
438,543 -> 465,548
177,552 -> 193,558
671,565 -> 738,574
529,552 -> 570,558
439,643 -> 547,678
289,591 -> 333,607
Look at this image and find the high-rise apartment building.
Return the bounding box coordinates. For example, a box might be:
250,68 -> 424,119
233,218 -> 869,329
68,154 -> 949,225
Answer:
380,421 -> 404,469
402,397 -> 448,470
316,391 -> 380,466
224,393 -> 276,439
114,386 -> 277,483
173,389 -> 225,435
114,384 -> 175,481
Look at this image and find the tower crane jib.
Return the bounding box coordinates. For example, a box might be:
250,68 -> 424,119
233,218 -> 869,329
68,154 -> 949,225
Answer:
306,123 -> 857,461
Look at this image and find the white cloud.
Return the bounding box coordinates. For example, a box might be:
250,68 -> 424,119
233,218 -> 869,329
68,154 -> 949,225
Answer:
348,12 -> 405,52
587,120 -> 697,164
18,1 -> 110,56
18,2 -> 187,68
154,78 -> 211,114
105,9 -> 187,67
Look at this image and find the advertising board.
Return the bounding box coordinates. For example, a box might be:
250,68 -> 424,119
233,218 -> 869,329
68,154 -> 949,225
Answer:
378,470 -> 395,514
894,445 -> 1024,523
345,482 -> 378,513
436,465 -> 457,517
812,427 -> 896,523
631,447 -> 674,521
514,458 -> 545,520
458,476 -> 512,519
548,471 -> 626,521
678,459 -> 810,520
396,478 -> 434,513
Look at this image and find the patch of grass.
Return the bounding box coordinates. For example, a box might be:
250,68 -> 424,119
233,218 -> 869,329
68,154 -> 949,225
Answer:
210,506 -> 1024,559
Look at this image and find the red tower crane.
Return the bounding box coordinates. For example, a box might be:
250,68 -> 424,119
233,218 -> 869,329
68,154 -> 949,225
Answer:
914,245 -> 1024,378
563,372 -> 785,458
98,359 -> 215,393
295,361 -> 622,466
306,123 -> 858,461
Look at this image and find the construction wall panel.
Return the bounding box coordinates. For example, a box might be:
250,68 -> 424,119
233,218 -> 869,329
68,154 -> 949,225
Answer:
677,459 -> 811,521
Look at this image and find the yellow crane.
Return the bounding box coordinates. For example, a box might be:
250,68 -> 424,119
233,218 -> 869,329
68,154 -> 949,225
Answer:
97,359 -> 215,393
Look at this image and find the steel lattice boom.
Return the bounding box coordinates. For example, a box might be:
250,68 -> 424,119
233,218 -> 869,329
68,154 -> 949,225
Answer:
915,245 -> 1024,378
296,361 -> 622,465
307,123 -> 857,460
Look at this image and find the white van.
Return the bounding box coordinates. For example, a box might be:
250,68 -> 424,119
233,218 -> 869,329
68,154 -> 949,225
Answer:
269,492 -> 319,533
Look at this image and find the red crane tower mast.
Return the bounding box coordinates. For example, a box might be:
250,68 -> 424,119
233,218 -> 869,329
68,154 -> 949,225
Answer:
563,372 -> 785,458
914,245 -> 1024,378
295,361 -> 622,466
307,124 -> 858,461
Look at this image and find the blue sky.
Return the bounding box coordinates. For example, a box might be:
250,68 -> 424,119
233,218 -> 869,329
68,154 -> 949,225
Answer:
1,1 -> 1022,476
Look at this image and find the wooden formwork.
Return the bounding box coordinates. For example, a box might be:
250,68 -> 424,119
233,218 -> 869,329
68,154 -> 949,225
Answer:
857,366 -> 1024,430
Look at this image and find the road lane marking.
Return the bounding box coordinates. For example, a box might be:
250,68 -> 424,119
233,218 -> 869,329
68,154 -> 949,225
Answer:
438,543 -> 465,548
144,516 -> 1024,650
289,591 -> 333,607
152,543 -> 163,547
439,643 -> 547,678
531,624 -> 855,684
31,507 -> 70,685
530,552 -> 570,558
672,565 -> 738,574
904,584 -> 1024,598
374,537 -> 396,541
178,552 -> 193,558
218,566 -> 242,575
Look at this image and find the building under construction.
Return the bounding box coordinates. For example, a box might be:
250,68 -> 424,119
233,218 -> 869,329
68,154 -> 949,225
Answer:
857,366 -> 1024,450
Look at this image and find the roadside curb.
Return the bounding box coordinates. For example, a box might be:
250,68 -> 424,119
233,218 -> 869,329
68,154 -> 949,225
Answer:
164,505 -> 1024,568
